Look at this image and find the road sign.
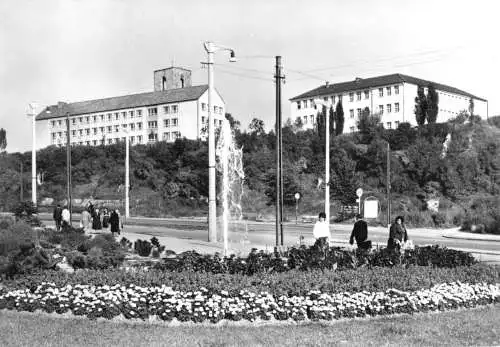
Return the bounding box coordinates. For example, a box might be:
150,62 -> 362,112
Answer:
356,188 -> 363,198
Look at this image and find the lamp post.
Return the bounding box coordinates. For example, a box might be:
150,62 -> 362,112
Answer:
314,99 -> 332,225
27,103 -> 37,206
203,41 -> 236,243
124,130 -> 130,219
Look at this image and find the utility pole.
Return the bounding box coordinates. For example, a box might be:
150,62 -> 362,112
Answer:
66,112 -> 72,225
125,131 -> 130,218
28,103 -> 37,206
386,142 -> 391,228
275,56 -> 284,246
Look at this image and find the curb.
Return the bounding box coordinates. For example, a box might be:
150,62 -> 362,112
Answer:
442,235 -> 500,243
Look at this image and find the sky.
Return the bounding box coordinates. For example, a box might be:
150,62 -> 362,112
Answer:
1,0 -> 499,153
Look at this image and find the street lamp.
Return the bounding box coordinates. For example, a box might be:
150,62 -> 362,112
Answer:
27,103 -> 37,206
124,129 -> 130,219
203,41 -> 236,243
314,99 -> 332,225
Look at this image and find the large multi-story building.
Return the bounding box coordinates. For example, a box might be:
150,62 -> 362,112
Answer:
35,67 -> 225,149
290,73 -> 488,133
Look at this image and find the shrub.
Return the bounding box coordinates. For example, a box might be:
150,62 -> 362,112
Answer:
460,196 -> 500,234
134,239 -> 153,257
40,228 -> 89,250
0,222 -> 36,257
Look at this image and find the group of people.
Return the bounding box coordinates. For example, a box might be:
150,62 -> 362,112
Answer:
313,212 -> 409,251
53,202 -> 123,236
52,204 -> 71,232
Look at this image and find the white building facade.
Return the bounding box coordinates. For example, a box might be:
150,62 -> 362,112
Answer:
290,74 -> 488,133
35,67 -> 225,149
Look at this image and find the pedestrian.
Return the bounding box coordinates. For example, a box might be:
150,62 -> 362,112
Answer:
387,216 -> 409,250
80,209 -> 92,233
92,208 -> 102,230
109,209 -> 121,237
102,208 -> 110,229
313,212 -> 330,246
52,204 -> 62,231
349,214 -> 372,250
61,206 -> 71,231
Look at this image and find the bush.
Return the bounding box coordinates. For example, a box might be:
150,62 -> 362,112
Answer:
460,196 -> 500,234
3,264 -> 498,296
0,222 -> 36,257
40,228 -> 89,250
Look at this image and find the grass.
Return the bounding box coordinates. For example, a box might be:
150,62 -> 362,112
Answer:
0,305 -> 499,346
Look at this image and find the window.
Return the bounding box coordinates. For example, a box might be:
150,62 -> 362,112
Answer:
72,119 -> 76,125
387,104 -> 392,113
386,87 -> 391,96
395,121 -> 400,128
309,99 -> 314,109
107,126 -> 112,134
331,95 -> 335,104
356,91 -> 361,101
394,86 -> 399,95
130,123 -> 135,130
86,141 -> 91,146
163,132 -> 170,141
130,136 -> 135,144
107,113 -> 112,121
379,105 -> 384,114
164,106 -> 170,114
303,115 -> 308,124
79,129 -> 83,136
137,122 -> 143,130
129,111 -> 134,118
93,115 -> 97,122
201,116 -> 205,124
114,125 -> 119,133
93,140 -> 97,146
349,109 -> 354,118
148,107 -> 158,116
115,113 -> 119,120
137,110 -> 142,117
357,108 -> 362,117
148,133 -> 158,142
202,103 -> 207,111
172,105 -> 178,113
79,117 -> 83,124
121,112 -> 126,120
58,120 -> 62,126
310,115 -> 314,124
52,133 -> 56,139
121,137 -> 126,142
172,118 -> 178,127
386,122 -> 392,129
364,90 -> 369,99
303,100 -> 308,108
51,121 -> 56,127
164,119 -> 170,128
379,88 -> 383,97
86,116 -> 90,124
100,114 -> 104,122
85,129 -> 90,135
93,128 -> 98,135
138,135 -> 142,143
349,93 -> 354,102
71,130 -> 76,136
395,103 -> 400,113
100,127 -> 104,133
108,139 -> 113,144
148,121 -> 157,128
122,124 -> 127,129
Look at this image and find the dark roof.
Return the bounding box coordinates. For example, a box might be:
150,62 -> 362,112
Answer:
36,85 -> 209,120
289,73 -> 487,102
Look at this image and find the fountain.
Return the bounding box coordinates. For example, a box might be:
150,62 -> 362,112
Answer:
216,119 -> 245,255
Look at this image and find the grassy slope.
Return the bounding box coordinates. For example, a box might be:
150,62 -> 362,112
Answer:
0,305 -> 498,346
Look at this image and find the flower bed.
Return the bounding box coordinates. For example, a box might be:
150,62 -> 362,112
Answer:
0,282 -> 498,323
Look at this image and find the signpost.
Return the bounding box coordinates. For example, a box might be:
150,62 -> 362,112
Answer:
294,192 -> 301,224
356,188 -> 363,216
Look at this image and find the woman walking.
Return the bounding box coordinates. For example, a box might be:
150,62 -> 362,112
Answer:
387,216 -> 409,250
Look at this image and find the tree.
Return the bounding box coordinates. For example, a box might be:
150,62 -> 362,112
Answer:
414,86 -> 427,126
0,128 -> 6,152
334,100 -> 344,135
293,116 -> 304,131
248,118 -> 265,136
426,85 -> 439,123
225,113 -> 241,133
356,109 -> 382,144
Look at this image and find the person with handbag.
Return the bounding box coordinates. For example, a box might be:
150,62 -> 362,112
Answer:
387,216 -> 409,250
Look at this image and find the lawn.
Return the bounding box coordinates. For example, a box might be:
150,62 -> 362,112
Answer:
0,305 -> 498,346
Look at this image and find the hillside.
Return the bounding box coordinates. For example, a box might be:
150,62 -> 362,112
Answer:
0,117 -> 498,232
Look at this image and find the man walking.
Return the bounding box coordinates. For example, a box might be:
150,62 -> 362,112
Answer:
349,214 -> 371,250
52,204 -> 62,231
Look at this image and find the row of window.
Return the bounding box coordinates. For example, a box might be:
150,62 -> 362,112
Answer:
200,103 -> 224,114
296,85 -> 401,110
52,130 -> 183,147
348,121 -> 401,133
348,103 -> 400,118
51,110 -> 145,128
200,117 -> 224,127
